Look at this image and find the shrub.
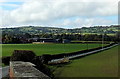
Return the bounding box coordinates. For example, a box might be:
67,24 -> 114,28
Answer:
10,50 -> 36,62
32,56 -> 53,78
2,56 -> 10,65
32,56 -> 43,65
41,54 -> 52,64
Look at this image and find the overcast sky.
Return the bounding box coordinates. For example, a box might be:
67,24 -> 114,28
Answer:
0,0 -> 119,28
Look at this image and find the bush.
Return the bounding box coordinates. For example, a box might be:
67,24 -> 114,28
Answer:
32,56 -> 43,65
10,50 -> 36,62
41,54 -> 52,64
2,56 -> 10,65
32,56 -> 53,78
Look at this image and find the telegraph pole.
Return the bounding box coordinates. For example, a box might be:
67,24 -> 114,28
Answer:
102,27 -> 104,49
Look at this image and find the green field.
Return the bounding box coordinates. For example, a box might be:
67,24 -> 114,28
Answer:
53,45 -> 119,77
2,44 -> 107,57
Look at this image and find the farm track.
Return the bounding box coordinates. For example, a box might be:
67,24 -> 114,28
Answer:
50,44 -> 118,63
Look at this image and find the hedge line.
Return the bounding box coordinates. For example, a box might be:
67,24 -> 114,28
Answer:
49,43 -> 117,60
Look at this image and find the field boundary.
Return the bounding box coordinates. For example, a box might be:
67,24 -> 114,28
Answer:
49,43 -> 118,63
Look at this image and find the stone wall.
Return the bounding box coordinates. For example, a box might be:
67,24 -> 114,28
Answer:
10,61 -> 51,79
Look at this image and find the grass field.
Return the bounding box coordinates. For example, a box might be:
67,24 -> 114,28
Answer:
53,45 -> 119,77
2,44 -> 107,57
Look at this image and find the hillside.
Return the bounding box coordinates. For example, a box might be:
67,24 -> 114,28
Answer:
1,25 -> 120,35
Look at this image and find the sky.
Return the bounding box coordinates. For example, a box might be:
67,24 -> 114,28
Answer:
0,0 -> 119,28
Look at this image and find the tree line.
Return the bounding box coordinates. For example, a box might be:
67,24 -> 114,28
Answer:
2,32 -> 120,44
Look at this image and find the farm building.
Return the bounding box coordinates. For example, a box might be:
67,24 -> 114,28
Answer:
39,38 -> 56,43
28,38 -> 56,43
28,38 -> 71,43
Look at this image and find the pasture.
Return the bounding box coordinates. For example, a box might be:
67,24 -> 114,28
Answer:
53,45 -> 119,77
2,43 -> 107,57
